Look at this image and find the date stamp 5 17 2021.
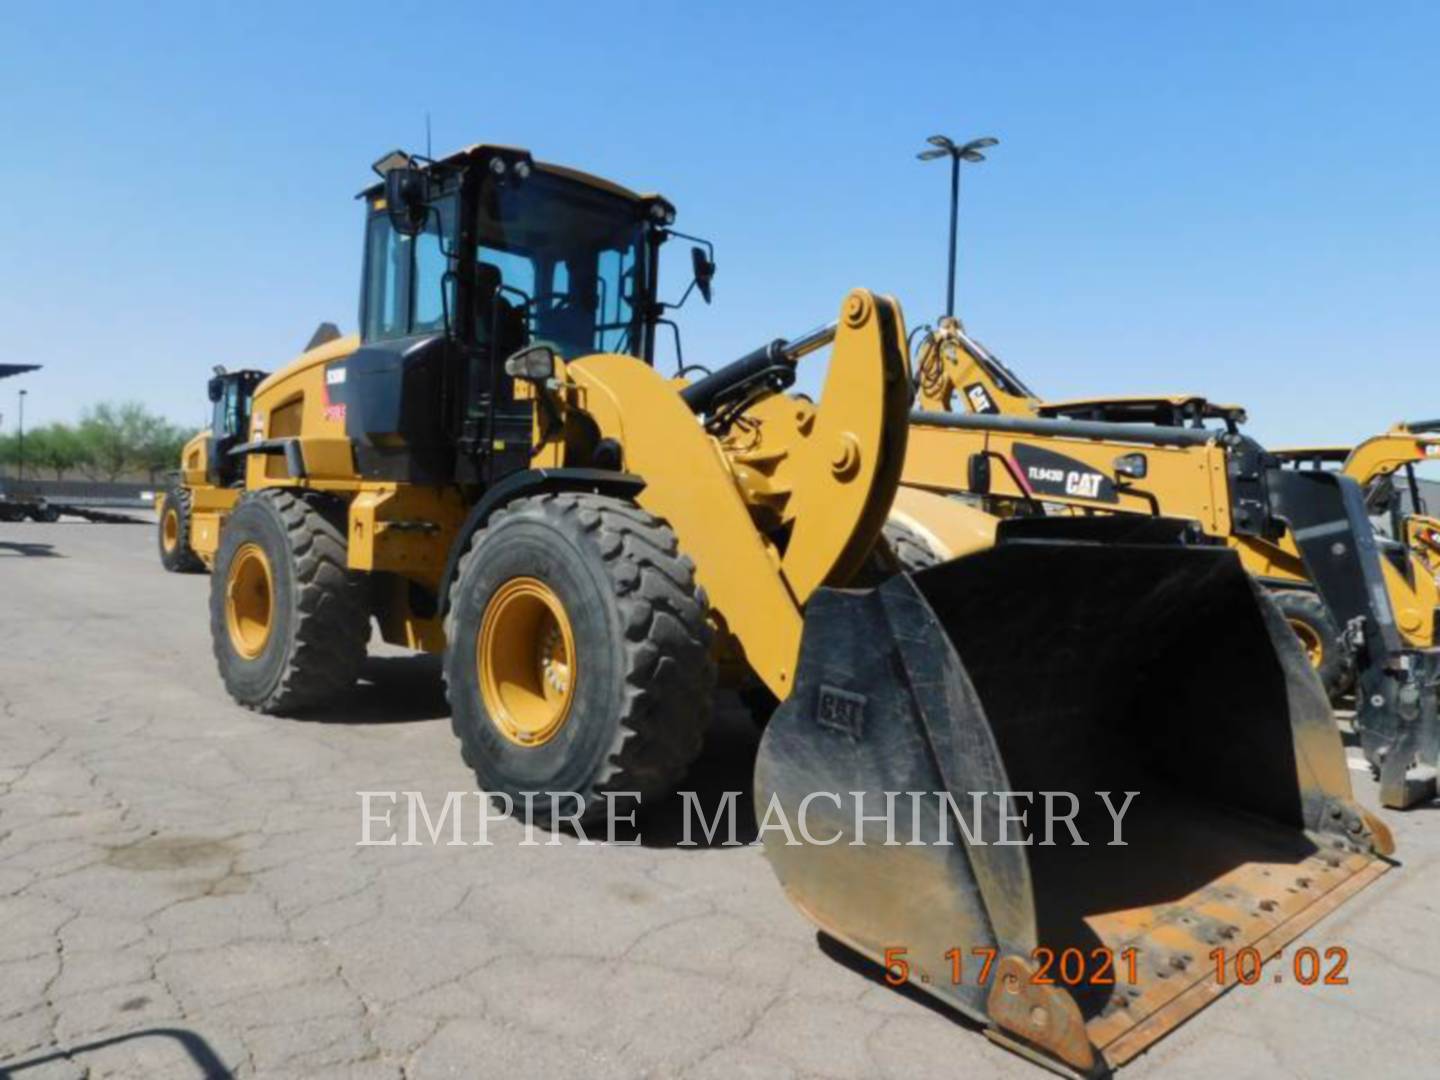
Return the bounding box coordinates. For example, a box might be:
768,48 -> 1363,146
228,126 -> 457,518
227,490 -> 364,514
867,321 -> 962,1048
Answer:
883,945 -> 1350,989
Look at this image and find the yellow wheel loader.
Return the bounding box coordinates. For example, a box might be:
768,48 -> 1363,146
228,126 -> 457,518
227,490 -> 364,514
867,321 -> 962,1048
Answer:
902,318 -> 1440,808
205,144 -> 1391,1075
157,366 -> 270,572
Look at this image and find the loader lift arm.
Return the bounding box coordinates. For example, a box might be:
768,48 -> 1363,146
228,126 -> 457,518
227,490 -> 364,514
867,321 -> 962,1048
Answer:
560,288 -> 912,696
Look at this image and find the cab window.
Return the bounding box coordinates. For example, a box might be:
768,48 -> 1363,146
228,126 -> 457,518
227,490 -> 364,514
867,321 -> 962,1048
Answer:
362,194 -> 459,341
413,197 -> 458,333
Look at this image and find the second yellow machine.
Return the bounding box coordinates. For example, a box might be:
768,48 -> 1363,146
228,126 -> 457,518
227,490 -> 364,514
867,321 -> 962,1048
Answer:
899,317 -> 1440,808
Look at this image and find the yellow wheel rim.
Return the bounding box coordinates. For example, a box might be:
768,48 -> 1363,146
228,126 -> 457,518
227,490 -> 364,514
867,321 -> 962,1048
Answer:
1289,618 -> 1324,668
478,577 -> 577,747
162,506 -> 180,552
226,542 -> 275,659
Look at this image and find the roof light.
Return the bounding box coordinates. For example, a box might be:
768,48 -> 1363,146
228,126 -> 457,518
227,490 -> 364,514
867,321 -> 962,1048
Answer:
371,150 -> 412,177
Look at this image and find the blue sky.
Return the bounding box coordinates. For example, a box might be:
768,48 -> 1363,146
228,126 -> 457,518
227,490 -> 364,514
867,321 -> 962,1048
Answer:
1,1 -> 1436,447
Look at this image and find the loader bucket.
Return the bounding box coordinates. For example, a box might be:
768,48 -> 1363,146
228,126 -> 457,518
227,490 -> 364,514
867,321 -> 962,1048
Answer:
755,530 -> 1393,1077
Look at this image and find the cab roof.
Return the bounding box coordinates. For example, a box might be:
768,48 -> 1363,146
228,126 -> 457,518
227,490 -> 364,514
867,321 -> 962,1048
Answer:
1037,394 -> 1247,425
1271,446 -> 1349,462
359,143 -> 658,205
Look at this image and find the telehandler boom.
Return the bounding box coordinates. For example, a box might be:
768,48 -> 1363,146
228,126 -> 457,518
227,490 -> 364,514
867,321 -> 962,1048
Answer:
204,144 -> 1391,1075
1274,420 -> 1440,580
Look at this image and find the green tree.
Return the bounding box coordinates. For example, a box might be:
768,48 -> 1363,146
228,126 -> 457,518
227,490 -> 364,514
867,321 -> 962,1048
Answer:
136,419 -> 193,482
6,403 -> 194,483
78,403 -> 136,480
26,422 -> 88,480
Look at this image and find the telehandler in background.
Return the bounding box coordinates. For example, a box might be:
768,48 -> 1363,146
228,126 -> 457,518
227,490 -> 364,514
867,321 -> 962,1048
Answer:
898,316 -> 1440,808
1274,420 -> 1440,581
202,143 -> 1391,1075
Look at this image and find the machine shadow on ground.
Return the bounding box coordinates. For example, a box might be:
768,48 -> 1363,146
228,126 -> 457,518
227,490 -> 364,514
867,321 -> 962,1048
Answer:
0,541 -> 62,558
300,654 -> 451,726
0,1026 -> 235,1078
637,698 -> 763,849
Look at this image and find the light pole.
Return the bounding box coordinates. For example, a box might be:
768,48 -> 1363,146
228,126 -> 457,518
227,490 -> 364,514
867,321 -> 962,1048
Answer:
917,134 -> 998,318
17,389 -> 26,483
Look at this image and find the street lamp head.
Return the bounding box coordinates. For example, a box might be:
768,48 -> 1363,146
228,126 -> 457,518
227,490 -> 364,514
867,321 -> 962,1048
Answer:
959,137 -> 999,162
918,134 -> 999,163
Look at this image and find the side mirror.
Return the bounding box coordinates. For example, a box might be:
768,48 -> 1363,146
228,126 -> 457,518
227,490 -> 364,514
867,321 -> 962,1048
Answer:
384,166 -> 428,237
967,452 -> 991,495
691,246 -> 716,304
504,344 -> 557,382
207,377 -> 225,403
1113,452 -> 1148,480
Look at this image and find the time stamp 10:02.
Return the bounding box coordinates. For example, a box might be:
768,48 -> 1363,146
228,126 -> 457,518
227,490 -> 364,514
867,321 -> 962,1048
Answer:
882,945 -> 1351,988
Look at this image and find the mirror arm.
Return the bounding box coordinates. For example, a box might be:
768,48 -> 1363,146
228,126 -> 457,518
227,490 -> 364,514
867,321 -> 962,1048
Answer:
664,229 -> 714,259
666,280 -> 699,311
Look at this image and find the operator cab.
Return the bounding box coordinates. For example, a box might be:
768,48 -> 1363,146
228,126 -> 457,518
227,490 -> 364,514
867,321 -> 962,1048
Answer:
341,145 -> 715,488
207,368 -> 267,485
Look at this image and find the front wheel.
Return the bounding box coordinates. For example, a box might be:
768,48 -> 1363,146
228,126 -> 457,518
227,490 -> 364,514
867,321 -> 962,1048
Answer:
444,492 -> 715,826
1272,589 -> 1353,704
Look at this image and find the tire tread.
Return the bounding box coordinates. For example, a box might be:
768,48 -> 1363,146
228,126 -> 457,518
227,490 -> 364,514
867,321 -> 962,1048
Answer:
212,488 -> 368,714
444,491 -> 714,819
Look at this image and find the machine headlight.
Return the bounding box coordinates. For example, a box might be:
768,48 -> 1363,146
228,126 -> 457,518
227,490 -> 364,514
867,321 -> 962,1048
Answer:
504,344 -> 557,382
1113,453 -> 1148,479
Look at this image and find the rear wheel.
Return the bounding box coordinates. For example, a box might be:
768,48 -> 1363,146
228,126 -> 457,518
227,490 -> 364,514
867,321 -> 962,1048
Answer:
882,519 -> 944,573
210,489 -> 368,714
158,484 -> 204,573
854,517 -> 945,586
1272,589 -> 1353,703
444,492 -> 714,826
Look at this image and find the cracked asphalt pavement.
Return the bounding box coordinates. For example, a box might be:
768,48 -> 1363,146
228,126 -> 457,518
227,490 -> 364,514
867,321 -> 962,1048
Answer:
3,520 -> 1439,1078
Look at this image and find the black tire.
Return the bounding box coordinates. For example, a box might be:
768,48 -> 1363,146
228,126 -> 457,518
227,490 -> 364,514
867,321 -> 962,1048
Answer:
854,518 -> 946,586
210,489 -> 368,714
31,505 -> 61,523
158,484 -> 205,573
444,492 -> 715,826
883,519 -> 944,573
1272,589 -> 1353,703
